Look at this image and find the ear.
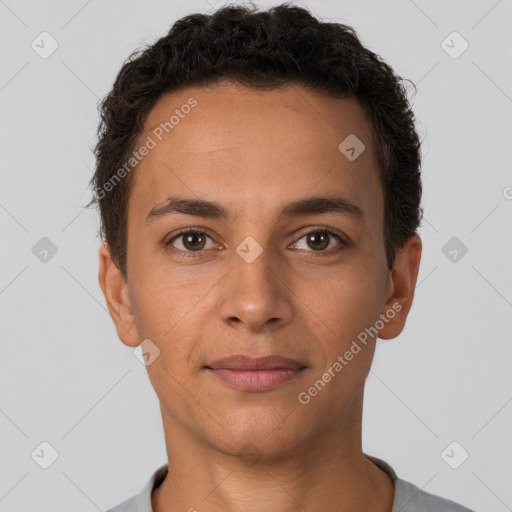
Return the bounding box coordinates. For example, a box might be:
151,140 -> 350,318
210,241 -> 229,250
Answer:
98,242 -> 140,347
378,234 -> 422,340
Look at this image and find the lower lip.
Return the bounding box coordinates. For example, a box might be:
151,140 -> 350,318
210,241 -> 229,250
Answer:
206,368 -> 305,391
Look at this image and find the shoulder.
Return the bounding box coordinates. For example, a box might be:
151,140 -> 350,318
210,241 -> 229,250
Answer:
393,477 -> 475,512
364,454 -> 474,512
105,463 -> 169,512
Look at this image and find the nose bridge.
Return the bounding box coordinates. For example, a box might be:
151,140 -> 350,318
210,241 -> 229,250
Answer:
231,233 -> 281,297
236,235 -> 278,286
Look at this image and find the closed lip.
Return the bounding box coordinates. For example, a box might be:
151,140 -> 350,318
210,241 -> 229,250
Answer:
205,355 -> 306,371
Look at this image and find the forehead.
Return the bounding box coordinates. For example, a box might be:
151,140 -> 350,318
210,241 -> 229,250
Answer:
143,82 -> 374,156
128,81 -> 382,228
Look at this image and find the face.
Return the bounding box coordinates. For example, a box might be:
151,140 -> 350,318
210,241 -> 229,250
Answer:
99,81 -> 421,459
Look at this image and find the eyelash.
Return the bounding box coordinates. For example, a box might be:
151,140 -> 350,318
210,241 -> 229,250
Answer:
165,226 -> 348,258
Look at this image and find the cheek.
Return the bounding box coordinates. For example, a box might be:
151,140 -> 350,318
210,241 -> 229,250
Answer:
129,272 -> 184,340
300,262 -> 382,342
129,270 -> 212,374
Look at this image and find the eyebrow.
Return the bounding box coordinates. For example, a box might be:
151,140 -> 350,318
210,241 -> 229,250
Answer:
145,194 -> 364,224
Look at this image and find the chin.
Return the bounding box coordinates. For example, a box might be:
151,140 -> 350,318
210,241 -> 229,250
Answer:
206,406 -> 311,459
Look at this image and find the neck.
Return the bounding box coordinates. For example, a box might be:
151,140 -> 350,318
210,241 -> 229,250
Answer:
152,398 -> 395,512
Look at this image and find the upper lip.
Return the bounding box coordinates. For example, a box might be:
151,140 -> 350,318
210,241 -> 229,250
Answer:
205,355 -> 306,370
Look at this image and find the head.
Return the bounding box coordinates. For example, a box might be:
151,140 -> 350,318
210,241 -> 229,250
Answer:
91,3 -> 423,459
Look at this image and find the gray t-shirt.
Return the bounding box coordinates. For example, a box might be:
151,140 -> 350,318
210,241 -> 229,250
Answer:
106,454 -> 474,512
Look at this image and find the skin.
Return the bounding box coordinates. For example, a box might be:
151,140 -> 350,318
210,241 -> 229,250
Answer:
99,80 -> 422,512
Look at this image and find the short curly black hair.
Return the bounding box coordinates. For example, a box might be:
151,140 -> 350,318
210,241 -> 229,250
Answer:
87,2 -> 423,280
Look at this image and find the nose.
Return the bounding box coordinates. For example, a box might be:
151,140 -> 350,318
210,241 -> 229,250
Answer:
217,241 -> 294,332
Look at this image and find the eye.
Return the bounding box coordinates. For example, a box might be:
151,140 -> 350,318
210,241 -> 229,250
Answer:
165,226 -> 347,258
166,228 -> 218,256
291,228 -> 346,254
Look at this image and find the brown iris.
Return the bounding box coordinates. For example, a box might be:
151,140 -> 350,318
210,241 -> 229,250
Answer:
306,231 -> 330,251
182,232 -> 207,251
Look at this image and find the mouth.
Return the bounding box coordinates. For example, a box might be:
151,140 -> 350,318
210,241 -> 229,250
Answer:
204,355 -> 307,392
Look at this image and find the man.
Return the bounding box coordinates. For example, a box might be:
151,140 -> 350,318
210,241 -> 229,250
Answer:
89,3 -> 474,511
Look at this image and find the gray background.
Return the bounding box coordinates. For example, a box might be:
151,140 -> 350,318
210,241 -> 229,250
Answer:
1,0 -> 511,511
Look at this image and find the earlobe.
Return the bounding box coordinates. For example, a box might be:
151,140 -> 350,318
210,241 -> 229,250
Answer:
378,234 -> 422,340
98,242 -> 140,347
